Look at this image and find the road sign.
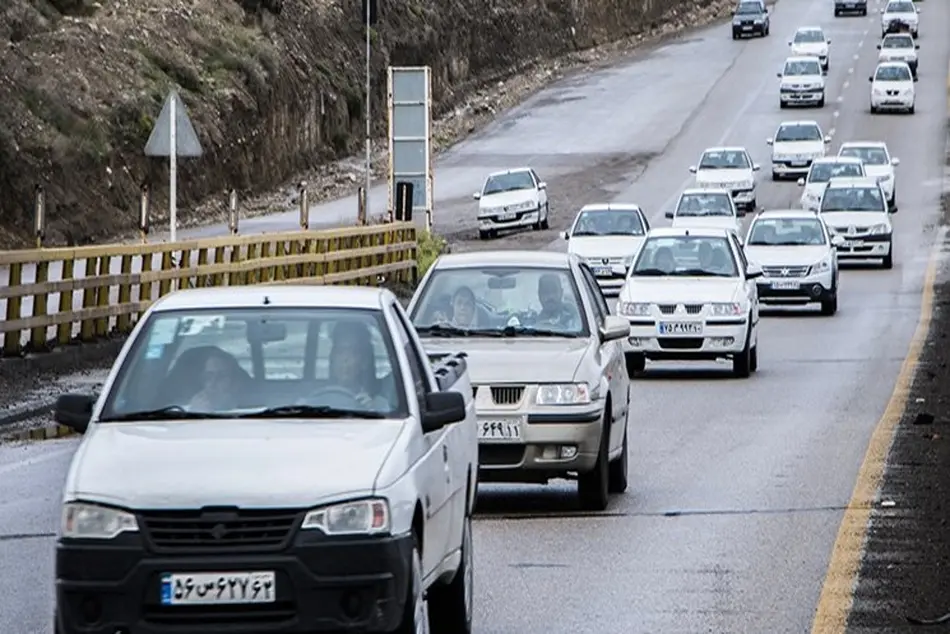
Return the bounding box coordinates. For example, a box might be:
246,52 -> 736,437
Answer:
387,67 -> 432,231
144,90 -> 203,242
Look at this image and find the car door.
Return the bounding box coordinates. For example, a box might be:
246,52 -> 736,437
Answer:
730,234 -> 759,325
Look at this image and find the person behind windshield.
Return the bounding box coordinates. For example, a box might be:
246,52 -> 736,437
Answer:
187,348 -> 243,411
449,286 -> 479,328
652,246 -> 676,273
698,242 -> 714,267
706,246 -> 732,275
326,321 -> 389,410
535,274 -> 578,328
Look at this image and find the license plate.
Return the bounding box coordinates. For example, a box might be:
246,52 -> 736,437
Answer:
742,25 -> 753,30
658,321 -> 703,335
842,239 -> 865,247
161,572 -> 276,605
498,212 -> 516,221
478,418 -> 523,442
593,266 -> 612,276
790,161 -> 807,167
771,280 -> 800,290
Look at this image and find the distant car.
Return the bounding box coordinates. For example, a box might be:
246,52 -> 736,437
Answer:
731,0 -> 770,38
688,147 -> 760,209
744,209 -> 842,315
767,120 -> 831,180
561,203 -> 650,296
817,177 -> 896,268
617,227 -> 762,378
837,141 -> 900,208
789,26 -> 830,71
777,56 -> 826,108
797,157 -> 867,211
835,0 -> 867,16
474,167 -> 550,239
877,33 -> 919,78
869,61 -> 917,114
666,189 -> 744,239
880,0 -> 919,38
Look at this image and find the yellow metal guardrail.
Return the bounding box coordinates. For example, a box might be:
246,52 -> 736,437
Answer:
0,223 -> 417,357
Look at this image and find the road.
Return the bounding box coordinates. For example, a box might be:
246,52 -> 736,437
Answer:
2,0 -> 949,630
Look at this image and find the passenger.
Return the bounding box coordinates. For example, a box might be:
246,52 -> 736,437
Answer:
652,246 -> 676,273
327,321 -> 390,410
450,286 -> 479,328
536,274 -> 578,327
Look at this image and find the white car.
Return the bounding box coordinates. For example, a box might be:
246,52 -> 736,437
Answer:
744,209 -> 843,315
474,167 -> 549,239
880,0 -> 919,38
666,188 -> 744,239
837,141 -> 900,207
777,56 -> 826,108
562,203 -> 650,296
789,26 -> 830,71
688,147 -> 759,210
617,227 -> 761,378
817,177 -> 896,268
869,61 -> 916,114
767,120 -> 830,180
796,156 -> 866,211
877,33 -> 919,78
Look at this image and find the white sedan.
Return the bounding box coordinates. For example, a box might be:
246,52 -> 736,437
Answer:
666,188 -> 744,240
562,203 -> 650,296
617,227 -> 761,378
880,0 -> 919,38
688,147 -> 760,210
796,156 -> 866,211
767,120 -> 830,180
474,167 -> 550,239
817,177 -> 896,268
789,26 -> 830,71
837,141 -> 900,208
869,61 -> 916,114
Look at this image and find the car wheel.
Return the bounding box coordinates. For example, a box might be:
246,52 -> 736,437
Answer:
428,515 -> 473,634
771,171 -> 781,181
624,352 -> 645,377
908,104 -> 915,114
750,343 -> 758,372
870,104 -> 878,114
396,535 -> 429,634
607,422 -> 628,494
834,9 -> 839,16
820,295 -> 838,316
732,331 -> 753,378
817,96 -> 825,108
732,31 -> 739,40
540,203 -> 550,230
883,247 -> 894,269
478,230 -> 489,240
578,412 -> 610,511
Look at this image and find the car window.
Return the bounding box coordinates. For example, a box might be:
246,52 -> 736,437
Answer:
631,235 -> 739,278
808,162 -> 864,182
839,146 -> 889,165
578,266 -> 608,325
775,124 -> 821,142
698,150 -> 750,169
676,192 -> 735,217
820,186 -> 886,212
784,60 -> 821,75
882,35 -> 914,48
874,65 -> 911,81
571,208 -> 645,236
736,2 -> 763,14
483,171 -> 535,195
747,217 -> 828,245
886,2 -> 914,12
794,30 -> 824,43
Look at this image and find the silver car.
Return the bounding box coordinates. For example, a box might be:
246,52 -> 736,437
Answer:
407,250 -> 633,510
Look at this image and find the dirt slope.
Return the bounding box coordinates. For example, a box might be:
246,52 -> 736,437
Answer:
0,0 -> 718,248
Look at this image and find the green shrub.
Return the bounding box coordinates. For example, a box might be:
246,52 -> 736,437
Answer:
416,230 -> 446,280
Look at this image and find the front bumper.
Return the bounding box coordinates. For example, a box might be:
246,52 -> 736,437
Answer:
732,21 -> 766,35
623,319 -> 749,360
871,93 -> 914,110
835,234 -> 892,258
478,206 -> 541,231
780,89 -> 824,105
772,158 -> 819,176
835,1 -> 867,11
56,530 -> 413,634
757,273 -> 834,304
731,187 -> 756,207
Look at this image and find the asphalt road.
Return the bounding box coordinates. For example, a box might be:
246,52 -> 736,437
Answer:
2,0 -> 949,631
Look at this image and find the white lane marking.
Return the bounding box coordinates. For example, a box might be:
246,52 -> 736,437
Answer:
853,53 -> 860,60
848,67 -> 854,74
843,80 -> 850,89
858,40 -> 864,48
833,110 -> 840,118
837,95 -> 844,103
829,128 -> 836,137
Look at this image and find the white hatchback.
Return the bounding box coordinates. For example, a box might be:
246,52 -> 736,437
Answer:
796,157 -> 866,211
562,203 -> 650,296
688,147 -> 759,210
767,120 -> 830,180
817,177 -> 896,268
666,188 -> 744,238
869,61 -> 916,114
789,26 -> 830,71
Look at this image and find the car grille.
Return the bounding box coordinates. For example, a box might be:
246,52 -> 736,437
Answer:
762,265 -> 810,277
139,508 -> 299,552
886,89 -> 900,96
657,304 -> 704,315
834,226 -> 870,235
490,386 -> 525,405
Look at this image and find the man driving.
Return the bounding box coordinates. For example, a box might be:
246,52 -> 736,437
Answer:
326,321 -> 390,410
535,274 -> 578,328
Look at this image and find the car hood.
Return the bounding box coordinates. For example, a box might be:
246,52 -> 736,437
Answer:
781,74 -> 824,87
479,190 -> 538,208
860,163 -> 893,179
420,337 -> 590,383
879,48 -> 917,60
744,245 -> 830,266
883,11 -> 918,22
620,277 -> 744,304
68,419 -> 404,508
568,236 -> 645,260
772,140 -> 825,157
790,43 -> 828,57
671,216 -> 740,232
820,211 -> 891,228
872,79 -> 914,91
694,169 -> 753,187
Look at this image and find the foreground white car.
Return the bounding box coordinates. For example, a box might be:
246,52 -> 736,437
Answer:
837,141 -> 900,207
666,188 -> 744,238
688,147 -> 759,210
878,33 -> 918,77
768,120 -> 830,180
797,156 -> 866,211
869,61 -> 916,114
880,0 -> 919,38
789,26 -> 830,70
618,227 -> 761,378
475,167 -> 549,239
562,203 -> 650,296
778,56 -> 826,108
817,177 -> 896,268
744,209 -> 842,315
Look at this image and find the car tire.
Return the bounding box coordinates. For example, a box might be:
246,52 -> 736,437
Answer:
820,295 -> 838,315
608,422 -> 628,494
771,171 -> 781,181
764,24 -> 769,36
817,96 -> 825,107
395,535 -> 429,634
908,104 -> 915,114
732,330 -> 753,378
870,105 -> 878,114
428,515 -> 473,634
750,343 -> 758,372
478,230 -> 489,240
779,100 -> 787,109
541,203 -> 550,230
732,31 -> 739,40
625,352 -> 645,377
834,8 -> 840,16
883,247 -> 894,269
578,413 -> 610,511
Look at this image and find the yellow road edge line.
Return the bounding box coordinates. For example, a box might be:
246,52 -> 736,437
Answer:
810,244 -> 941,633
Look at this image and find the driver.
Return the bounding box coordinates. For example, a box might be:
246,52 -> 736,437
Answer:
698,242 -> 714,268
188,349 -> 243,411
450,286 -> 480,328
535,274 -> 577,327
327,321 -> 389,410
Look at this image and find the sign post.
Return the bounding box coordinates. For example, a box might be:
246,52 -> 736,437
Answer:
144,89 -> 203,242
387,66 -> 432,232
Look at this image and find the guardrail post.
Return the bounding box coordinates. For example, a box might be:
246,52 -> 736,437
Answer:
139,183 -> 150,243
358,186 -> 367,225
3,262 -> 23,356
34,185 -> 45,249
228,189 -> 239,235
298,181 -> 309,230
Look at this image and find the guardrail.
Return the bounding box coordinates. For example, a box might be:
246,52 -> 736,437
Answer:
0,223 -> 417,357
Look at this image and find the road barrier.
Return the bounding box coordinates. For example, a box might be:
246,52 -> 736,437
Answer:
0,223 -> 417,357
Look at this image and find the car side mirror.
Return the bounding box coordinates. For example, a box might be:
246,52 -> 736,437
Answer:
889,206 -> 897,214
891,157 -> 900,165
752,164 -> 761,171
538,181 -> 547,189
831,234 -> 845,247
876,44 -> 881,49
915,44 -> 920,49
766,138 -> 773,145
421,391 -> 466,433
600,315 -> 630,343
823,136 -> 831,143
560,231 -> 569,240
869,76 -> 874,82
914,77 -> 918,81
879,7 -> 885,12
688,166 -> 697,173
776,72 -> 783,78
665,210 -> 674,219
473,192 -> 481,200
736,208 -> 746,217
797,177 -> 805,186
746,263 -> 764,279
54,393 -> 97,433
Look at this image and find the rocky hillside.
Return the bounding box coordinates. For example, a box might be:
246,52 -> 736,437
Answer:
0,0 -> 719,248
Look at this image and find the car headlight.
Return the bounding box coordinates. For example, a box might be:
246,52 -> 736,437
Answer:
809,256 -> 832,274
301,498 -> 390,535
622,255 -> 635,267
618,301 -> 651,316
61,502 -> 139,540
869,223 -> 890,235
709,302 -> 744,316
877,174 -> 892,183
513,200 -> 537,212
536,383 -> 591,406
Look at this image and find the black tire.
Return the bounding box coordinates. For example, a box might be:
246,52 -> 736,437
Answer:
608,423 -> 628,494
578,412 -> 610,511
771,171 -> 781,181
909,104 -> 915,114
870,105 -> 878,114
540,204 -> 550,230
834,9 -> 839,16
817,96 -> 825,107
625,352 -> 645,377
883,249 -> 893,269
395,535 -> 428,634
779,100 -> 787,109
732,330 -> 753,378
820,295 -> 838,315
750,343 -> 758,372
428,516 -> 473,634
478,230 -> 489,240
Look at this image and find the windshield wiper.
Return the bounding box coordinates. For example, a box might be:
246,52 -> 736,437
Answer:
674,268 -> 734,277
415,324 -> 474,337
632,268 -> 669,276
500,325 -> 578,338
245,405 -> 385,419
572,231 -> 597,236
99,406 -> 231,422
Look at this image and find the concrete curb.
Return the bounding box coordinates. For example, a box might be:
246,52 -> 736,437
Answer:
0,422 -> 75,443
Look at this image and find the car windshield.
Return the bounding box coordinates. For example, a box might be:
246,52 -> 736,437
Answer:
775,124 -> 821,142
410,267 -> 588,337
675,193 -> 734,217
839,146 -> 889,165
882,35 -> 914,48
747,218 -> 827,245
794,30 -> 824,43
98,308 -> 408,421
886,2 -> 914,12
875,65 -> 911,81
483,171 -> 535,195
571,209 -> 645,236
820,187 -> 886,212
784,60 -> 821,75
631,236 -> 739,277
808,162 -> 864,183
735,2 -> 762,14
698,150 -> 750,169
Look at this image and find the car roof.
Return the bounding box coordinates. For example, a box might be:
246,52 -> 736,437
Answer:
646,227 -> 735,238
486,167 -> 532,178
839,141 -> 888,149
700,146 -> 747,153
753,209 -> 825,220
785,55 -> 823,63
150,285 -> 392,312
811,156 -> 863,164
680,187 -> 732,196
433,250 -> 573,269
577,202 -> 642,213
825,177 -> 880,188
777,119 -> 821,127
794,26 -> 824,32
875,60 -> 912,68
